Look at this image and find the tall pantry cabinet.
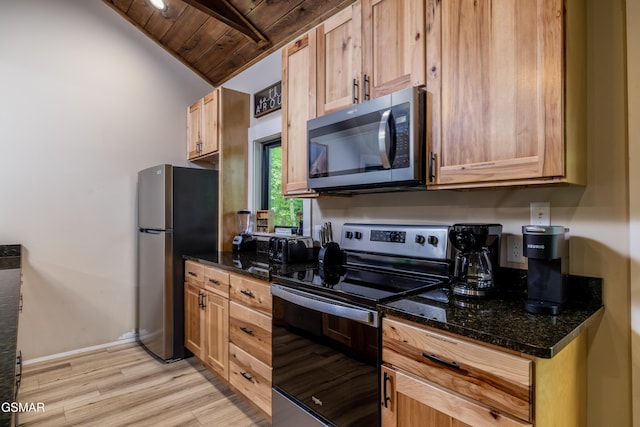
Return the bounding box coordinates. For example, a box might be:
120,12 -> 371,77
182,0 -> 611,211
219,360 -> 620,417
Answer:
187,87 -> 250,250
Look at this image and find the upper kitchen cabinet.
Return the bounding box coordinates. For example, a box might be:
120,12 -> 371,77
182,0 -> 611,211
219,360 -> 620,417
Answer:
281,33 -> 318,197
426,0 -> 586,188
316,3 -> 362,115
316,0 -> 425,115
187,87 -> 249,162
187,91 -> 218,160
361,0 -> 426,99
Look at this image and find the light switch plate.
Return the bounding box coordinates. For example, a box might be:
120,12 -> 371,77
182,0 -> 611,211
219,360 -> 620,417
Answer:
530,202 -> 550,226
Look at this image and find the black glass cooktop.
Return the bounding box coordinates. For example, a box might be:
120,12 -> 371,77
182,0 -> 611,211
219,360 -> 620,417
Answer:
273,265 -> 447,308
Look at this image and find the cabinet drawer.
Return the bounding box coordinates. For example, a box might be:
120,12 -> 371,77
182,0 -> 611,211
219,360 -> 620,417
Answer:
229,274 -> 272,315
229,343 -> 272,416
229,301 -> 272,365
382,317 -> 532,422
204,266 -> 230,297
185,260 -> 204,286
386,366 -> 532,427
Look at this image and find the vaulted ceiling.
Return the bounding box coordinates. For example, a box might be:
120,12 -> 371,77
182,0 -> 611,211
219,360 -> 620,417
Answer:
103,0 -> 355,87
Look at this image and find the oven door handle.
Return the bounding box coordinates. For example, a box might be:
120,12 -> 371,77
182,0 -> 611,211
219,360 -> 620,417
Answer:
271,284 -> 379,327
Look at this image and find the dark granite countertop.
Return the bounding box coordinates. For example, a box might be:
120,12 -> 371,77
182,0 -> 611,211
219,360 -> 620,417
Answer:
379,274 -> 604,359
185,252 -> 603,359
184,251 -> 315,282
0,244 -> 22,426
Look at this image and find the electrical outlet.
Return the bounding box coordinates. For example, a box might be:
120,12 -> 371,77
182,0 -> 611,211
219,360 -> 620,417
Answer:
507,235 -> 526,264
530,202 -> 550,226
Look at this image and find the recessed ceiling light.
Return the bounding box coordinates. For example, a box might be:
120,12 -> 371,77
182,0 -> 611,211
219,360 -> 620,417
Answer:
149,0 -> 167,11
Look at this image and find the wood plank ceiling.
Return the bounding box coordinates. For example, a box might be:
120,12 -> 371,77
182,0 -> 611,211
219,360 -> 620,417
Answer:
103,0 -> 356,87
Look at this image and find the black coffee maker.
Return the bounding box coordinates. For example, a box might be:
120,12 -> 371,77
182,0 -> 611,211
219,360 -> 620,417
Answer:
448,224 -> 502,297
522,225 -> 569,315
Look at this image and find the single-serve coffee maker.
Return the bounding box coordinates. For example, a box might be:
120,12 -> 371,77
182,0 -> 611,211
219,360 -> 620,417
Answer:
449,224 -> 502,297
522,225 -> 569,315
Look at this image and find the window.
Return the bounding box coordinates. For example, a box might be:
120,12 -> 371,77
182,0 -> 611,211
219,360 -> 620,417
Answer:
260,139 -> 303,228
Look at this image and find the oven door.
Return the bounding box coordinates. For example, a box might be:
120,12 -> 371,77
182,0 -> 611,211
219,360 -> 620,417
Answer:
271,284 -> 380,427
307,86 -> 424,192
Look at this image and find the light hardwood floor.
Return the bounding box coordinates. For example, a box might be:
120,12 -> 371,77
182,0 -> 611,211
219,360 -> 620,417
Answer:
17,342 -> 270,426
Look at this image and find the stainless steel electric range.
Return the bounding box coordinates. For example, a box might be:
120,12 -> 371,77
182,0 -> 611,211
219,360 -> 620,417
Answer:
271,223 -> 452,427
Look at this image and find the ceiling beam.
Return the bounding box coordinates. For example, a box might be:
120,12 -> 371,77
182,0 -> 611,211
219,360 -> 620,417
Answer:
182,0 -> 270,47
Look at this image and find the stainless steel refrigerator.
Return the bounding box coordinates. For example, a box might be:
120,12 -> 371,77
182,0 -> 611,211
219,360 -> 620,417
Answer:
137,164 -> 218,361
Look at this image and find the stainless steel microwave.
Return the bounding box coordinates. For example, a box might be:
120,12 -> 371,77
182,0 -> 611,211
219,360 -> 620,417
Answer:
307,86 -> 427,193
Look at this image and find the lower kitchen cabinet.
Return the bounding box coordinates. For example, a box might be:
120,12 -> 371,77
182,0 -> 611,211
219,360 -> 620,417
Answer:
184,281 -> 205,357
184,260 -> 230,381
381,366 -> 530,427
229,343 -> 272,417
381,316 -> 587,427
229,273 -> 273,419
203,292 -> 229,378
185,260 -> 273,422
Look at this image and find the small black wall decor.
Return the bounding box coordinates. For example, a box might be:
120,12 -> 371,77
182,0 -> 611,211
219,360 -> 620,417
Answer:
254,81 -> 282,118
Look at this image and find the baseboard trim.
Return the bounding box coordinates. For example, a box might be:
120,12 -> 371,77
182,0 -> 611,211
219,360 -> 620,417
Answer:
23,337 -> 138,366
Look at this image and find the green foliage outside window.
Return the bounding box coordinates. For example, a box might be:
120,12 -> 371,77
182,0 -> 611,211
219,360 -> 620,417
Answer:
268,146 -> 303,227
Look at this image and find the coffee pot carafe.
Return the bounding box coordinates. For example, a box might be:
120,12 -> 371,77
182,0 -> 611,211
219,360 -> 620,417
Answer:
449,224 -> 502,297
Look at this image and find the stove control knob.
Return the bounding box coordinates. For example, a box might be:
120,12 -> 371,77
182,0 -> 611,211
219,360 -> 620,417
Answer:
427,235 -> 439,246
354,231 -> 363,240
345,231 -> 354,239
415,235 -> 426,245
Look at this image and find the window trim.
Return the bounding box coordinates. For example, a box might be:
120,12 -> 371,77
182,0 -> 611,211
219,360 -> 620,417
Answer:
260,139 -> 281,210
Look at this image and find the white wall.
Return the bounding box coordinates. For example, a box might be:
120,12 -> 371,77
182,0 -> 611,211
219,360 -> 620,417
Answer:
0,0 -> 212,359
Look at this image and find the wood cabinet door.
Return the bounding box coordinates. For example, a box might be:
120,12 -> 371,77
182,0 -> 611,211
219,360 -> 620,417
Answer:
184,282 -> 203,358
381,366 -> 531,427
316,2 -> 362,115
201,90 -> 219,155
427,0 -> 563,186
281,33 -> 317,197
187,99 -> 203,160
362,0 -> 425,100
204,290 -> 229,380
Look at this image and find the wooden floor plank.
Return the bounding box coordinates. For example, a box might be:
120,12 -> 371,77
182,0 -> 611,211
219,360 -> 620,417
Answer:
18,342 -> 270,426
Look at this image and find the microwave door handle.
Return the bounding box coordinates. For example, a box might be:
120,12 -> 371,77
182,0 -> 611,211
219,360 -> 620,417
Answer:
378,109 -> 393,169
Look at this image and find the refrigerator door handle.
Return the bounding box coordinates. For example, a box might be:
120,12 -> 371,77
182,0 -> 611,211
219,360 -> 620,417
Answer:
141,229 -> 163,234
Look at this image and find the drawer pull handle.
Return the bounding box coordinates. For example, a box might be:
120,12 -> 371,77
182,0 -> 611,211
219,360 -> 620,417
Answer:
240,289 -> 255,298
240,326 -> 254,336
188,271 -> 197,277
240,371 -> 254,383
422,352 -> 461,370
383,372 -> 391,408
208,279 -> 220,285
